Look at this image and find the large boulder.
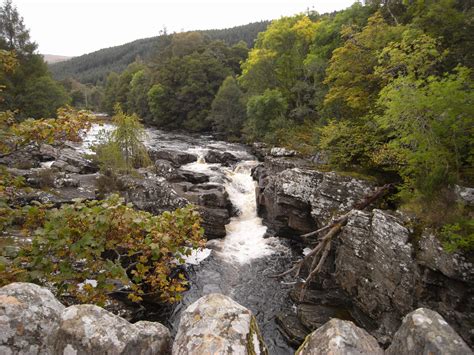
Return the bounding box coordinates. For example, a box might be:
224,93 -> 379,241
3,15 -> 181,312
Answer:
0,282 -> 65,355
204,150 -> 239,166
173,183 -> 232,239
296,319 -> 383,355
150,149 -> 197,167
386,308 -> 472,355
120,173 -> 188,215
54,304 -> 170,354
51,147 -> 98,174
173,293 -> 267,355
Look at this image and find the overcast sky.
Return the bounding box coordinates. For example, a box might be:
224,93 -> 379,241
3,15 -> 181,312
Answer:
13,0 -> 357,56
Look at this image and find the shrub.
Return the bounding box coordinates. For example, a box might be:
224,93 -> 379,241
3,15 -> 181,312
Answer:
0,195 -> 205,305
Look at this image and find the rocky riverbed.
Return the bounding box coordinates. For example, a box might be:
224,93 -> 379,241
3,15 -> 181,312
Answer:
1,124 -> 473,353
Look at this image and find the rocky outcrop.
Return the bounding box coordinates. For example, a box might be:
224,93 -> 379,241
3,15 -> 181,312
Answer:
386,308 -> 472,355
0,282 -> 65,355
254,162 -> 374,237
253,153 -> 473,348
54,305 -> 171,355
173,182 -> 232,239
334,209 -> 418,338
204,150 -> 239,166
119,173 -> 188,215
149,149 -> 197,167
296,319 -> 383,355
173,293 -> 267,355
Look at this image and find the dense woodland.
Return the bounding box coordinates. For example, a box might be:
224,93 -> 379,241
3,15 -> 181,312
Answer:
0,0 -> 473,305
49,21 -> 270,85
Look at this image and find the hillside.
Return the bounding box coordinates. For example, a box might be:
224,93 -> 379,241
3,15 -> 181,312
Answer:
49,21 -> 269,85
42,54 -> 73,64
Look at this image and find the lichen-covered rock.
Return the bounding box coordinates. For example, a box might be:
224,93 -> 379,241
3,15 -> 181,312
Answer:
172,293 -> 268,355
54,304 -> 170,355
454,184 -> 474,206
149,149 -> 197,167
270,147 -> 296,157
120,173 -> 188,215
335,209 -> 418,336
417,232 -> 474,283
256,167 -> 373,237
386,308 -> 472,355
296,319 -> 383,355
0,282 -> 65,355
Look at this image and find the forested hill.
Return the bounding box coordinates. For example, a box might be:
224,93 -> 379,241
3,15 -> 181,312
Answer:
49,21 -> 269,85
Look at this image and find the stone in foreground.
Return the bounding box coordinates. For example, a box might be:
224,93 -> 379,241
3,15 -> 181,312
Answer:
296,319 -> 383,355
0,282 -> 65,355
386,308 -> 472,355
172,293 -> 267,355
54,304 -> 171,355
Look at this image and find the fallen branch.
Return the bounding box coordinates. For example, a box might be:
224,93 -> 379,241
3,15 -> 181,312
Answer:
271,183 -> 393,301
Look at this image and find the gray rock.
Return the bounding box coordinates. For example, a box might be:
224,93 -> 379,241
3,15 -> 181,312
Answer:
204,150 -> 239,166
154,159 -> 182,181
454,185 -> 474,206
335,209 -> 418,336
270,147 -> 297,157
174,183 -> 232,239
53,147 -> 98,174
150,149 -> 197,167
172,293 -> 267,355
417,232 -> 474,283
0,282 -> 65,355
54,304 -> 170,355
178,170 -> 209,184
251,142 -> 270,161
296,319 -> 383,355
120,173 -> 188,215
386,308 -> 472,355
256,167 -> 374,237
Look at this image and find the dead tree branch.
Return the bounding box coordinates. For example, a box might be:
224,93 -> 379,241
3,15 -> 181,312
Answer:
270,183 -> 393,301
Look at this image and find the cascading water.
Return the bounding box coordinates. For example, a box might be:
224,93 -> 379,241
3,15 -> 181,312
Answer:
73,124 -> 298,353
173,151 -> 297,354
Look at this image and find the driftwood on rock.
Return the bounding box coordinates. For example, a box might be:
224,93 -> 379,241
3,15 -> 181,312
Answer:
271,183 -> 393,302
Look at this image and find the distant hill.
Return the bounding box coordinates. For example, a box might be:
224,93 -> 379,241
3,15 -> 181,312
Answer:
43,54 -> 73,64
49,21 -> 270,85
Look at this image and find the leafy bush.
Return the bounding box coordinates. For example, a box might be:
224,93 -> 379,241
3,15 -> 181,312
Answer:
93,105 -> 150,175
0,195 -> 205,305
441,218 -> 474,253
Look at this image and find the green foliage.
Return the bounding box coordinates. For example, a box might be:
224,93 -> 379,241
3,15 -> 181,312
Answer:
441,218 -> 474,253
0,0 -> 70,118
323,12 -> 404,118
376,66 -> 473,198
244,89 -> 288,142
318,118 -> 384,169
1,195 -> 205,304
209,76 -> 246,139
94,105 -> 150,174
